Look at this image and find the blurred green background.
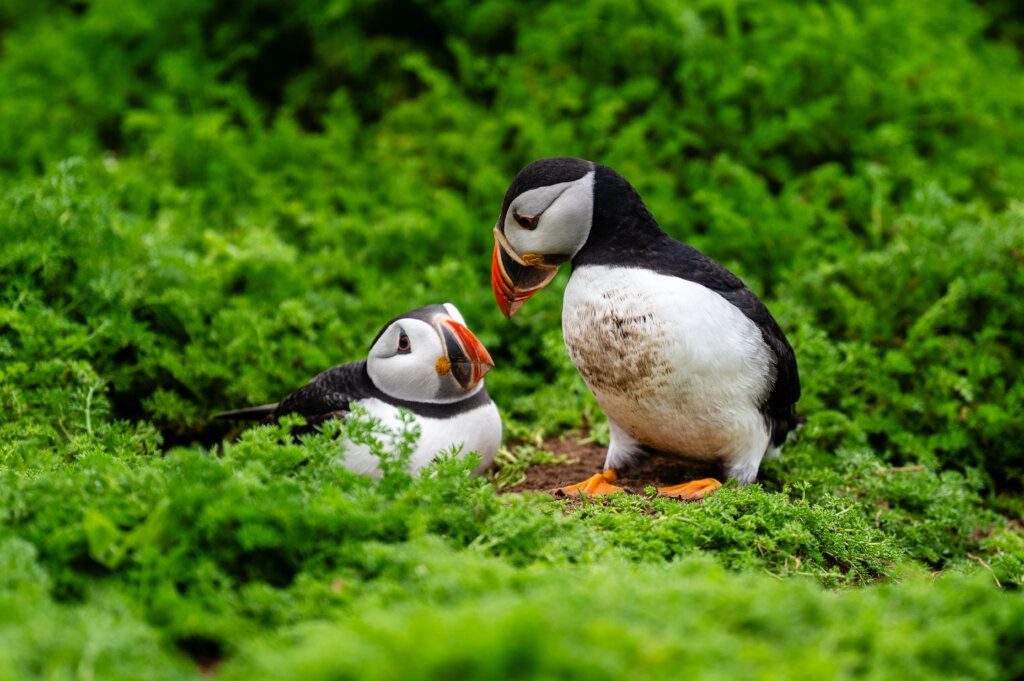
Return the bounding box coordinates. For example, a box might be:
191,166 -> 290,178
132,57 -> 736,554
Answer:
2,0 -> 1024,678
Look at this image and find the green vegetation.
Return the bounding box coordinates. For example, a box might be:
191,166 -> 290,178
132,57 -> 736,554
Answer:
2,0 -> 1023,678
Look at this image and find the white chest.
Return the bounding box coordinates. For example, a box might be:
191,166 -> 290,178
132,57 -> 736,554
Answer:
562,265 -> 772,460
338,397 -> 501,477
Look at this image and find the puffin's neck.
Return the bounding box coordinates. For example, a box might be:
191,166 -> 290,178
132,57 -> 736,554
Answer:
571,164 -> 668,269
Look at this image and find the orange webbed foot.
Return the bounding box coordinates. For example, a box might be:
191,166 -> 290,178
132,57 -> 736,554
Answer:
656,478 -> 722,501
552,469 -> 624,497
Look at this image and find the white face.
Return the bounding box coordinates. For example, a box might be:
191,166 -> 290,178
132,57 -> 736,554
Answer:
503,171 -> 595,261
366,307 -> 489,404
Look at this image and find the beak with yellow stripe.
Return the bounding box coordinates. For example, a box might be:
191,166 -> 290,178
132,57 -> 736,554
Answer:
435,316 -> 494,390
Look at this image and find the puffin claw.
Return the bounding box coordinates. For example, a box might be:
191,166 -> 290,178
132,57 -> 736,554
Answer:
656,478 -> 722,501
552,469 -> 625,497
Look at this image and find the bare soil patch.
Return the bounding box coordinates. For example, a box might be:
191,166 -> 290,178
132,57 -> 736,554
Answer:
503,433 -> 722,496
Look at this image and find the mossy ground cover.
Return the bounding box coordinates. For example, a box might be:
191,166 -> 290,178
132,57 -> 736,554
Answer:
2,0 -> 1024,678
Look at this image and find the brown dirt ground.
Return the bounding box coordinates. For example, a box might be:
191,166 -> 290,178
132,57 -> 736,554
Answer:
503,432 -> 723,497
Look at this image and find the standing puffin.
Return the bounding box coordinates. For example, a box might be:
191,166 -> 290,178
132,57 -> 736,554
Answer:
214,303 -> 501,476
491,158 -> 801,499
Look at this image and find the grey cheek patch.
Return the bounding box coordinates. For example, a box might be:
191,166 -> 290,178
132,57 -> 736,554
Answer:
505,171 -> 595,259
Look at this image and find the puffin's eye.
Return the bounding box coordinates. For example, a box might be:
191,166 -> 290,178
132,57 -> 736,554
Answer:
513,213 -> 536,230
397,330 -> 411,354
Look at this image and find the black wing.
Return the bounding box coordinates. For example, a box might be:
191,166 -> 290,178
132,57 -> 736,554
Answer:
214,360 -> 374,434
266,359 -> 374,428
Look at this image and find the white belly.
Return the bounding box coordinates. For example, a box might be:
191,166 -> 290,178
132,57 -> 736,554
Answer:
563,265 -> 772,464
337,397 -> 501,477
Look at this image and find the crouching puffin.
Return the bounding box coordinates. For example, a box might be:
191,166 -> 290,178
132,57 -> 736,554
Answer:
214,303 -> 501,476
491,158 -> 801,499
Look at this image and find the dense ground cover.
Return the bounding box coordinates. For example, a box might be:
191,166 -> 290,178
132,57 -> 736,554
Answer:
2,0 -> 1024,677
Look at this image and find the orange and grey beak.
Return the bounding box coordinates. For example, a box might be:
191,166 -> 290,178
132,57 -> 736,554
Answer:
437,319 -> 494,390
491,227 -> 560,318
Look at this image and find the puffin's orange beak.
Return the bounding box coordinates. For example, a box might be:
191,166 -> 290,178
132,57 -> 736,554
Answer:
439,319 -> 494,390
491,229 -> 559,319
492,242 -> 533,319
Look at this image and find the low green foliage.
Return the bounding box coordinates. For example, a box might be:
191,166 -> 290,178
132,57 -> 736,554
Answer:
562,482 -> 899,587
2,0 -> 1024,677
0,547 -> 195,681
223,560 -> 1024,681
1,418 -> 1022,679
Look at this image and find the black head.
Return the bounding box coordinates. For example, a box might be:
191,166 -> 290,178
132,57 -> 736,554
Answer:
370,303 -> 453,349
497,157 -> 595,236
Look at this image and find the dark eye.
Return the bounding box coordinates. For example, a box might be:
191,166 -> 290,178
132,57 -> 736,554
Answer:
513,213 -> 536,230
397,330 -> 411,354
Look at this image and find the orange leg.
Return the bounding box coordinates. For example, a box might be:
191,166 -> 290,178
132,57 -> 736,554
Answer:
552,469 -> 624,497
656,478 -> 722,501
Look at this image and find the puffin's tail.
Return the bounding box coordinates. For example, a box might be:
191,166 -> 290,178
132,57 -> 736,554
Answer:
212,403 -> 278,421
